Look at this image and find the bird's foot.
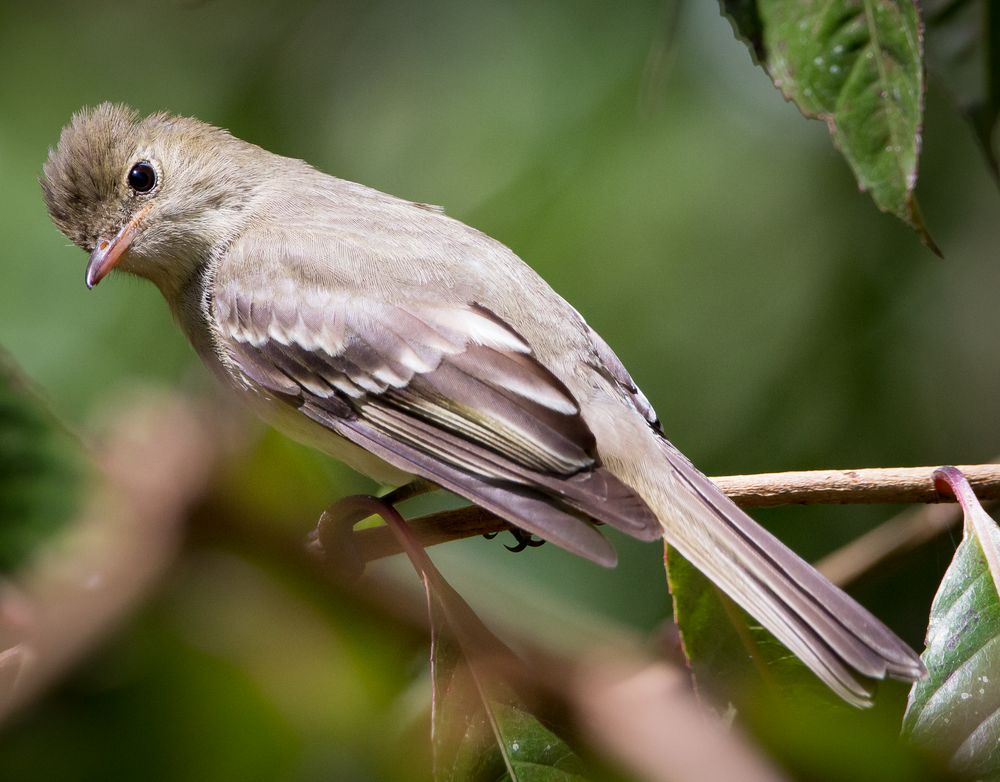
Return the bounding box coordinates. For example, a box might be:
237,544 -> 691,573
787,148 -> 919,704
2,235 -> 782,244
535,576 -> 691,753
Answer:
483,527 -> 546,553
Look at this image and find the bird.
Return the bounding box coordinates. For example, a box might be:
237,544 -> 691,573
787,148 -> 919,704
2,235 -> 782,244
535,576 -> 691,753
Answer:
41,103 -> 924,706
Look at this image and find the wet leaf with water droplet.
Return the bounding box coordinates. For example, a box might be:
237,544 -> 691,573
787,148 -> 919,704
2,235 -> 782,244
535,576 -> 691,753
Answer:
720,0 -> 937,253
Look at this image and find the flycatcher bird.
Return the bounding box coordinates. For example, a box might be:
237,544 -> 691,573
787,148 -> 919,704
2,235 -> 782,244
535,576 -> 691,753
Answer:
41,103 -> 923,705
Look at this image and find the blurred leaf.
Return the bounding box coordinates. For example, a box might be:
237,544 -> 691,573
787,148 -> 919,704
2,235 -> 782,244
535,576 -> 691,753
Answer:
421,553 -> 588,780
745,693 -> 947,782
319,498 -> 590,781
903,467 -> 1000,778
0,612 -> 302,782
667,545 -> 835,709
671,541 -> 943,781
924,0 -> 1000,179
0,350 -> 83,572
434,656 -> 588,782
721,0 -> 937,252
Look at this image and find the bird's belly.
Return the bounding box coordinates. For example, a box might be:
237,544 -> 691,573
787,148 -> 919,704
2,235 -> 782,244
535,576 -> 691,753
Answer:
249,389 -> 415,486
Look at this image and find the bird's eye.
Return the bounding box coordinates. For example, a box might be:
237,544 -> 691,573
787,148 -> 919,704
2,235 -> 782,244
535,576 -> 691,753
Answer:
127,161 -> 157,193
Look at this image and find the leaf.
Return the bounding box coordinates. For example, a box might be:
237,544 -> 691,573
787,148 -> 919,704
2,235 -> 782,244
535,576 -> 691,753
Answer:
720,0 -> 938,252
0,351 -> 83,572
666,544 -> 837,709
670,541 -> 945,781
903,467 -> 1000,778
923,0 -> 1000,179
720,0 -> 765,62
365,500 -> 589,781
0,384 -> 222,723
428,596 -> 587,781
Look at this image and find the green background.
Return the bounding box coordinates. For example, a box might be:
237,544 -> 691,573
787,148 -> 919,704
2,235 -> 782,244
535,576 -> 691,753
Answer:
1,0 -> 997,779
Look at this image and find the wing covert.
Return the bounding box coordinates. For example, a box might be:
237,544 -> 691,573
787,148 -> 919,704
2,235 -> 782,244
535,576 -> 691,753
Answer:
211,269 -> 661,563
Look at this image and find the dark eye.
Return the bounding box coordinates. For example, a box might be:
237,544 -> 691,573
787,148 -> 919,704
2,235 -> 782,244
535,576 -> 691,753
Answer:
127,161 -> 157,193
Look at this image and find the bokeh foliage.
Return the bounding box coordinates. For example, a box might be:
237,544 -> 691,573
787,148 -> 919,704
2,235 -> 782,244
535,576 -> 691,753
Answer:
1,0 -> 999,779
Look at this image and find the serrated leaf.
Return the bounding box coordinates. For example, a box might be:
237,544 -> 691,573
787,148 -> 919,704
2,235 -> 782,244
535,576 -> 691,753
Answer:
721,0 -> 937,252
667,544 -> 837,709
720,0 -> 765,62
0,351 -> 83,572
903,467 -> 1000,778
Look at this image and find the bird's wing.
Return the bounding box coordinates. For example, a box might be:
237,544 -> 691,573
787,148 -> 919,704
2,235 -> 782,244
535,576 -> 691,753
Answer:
210,269 -> 660,566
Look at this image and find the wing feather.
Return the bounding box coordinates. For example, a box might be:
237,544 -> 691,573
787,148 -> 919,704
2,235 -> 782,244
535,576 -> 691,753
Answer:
211,276 -> 661,563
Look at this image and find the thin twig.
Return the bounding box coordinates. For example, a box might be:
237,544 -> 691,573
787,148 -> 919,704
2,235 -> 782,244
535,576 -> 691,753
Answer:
713,464 -> 1000,507
348,464 -> 1000,565
816,503 -> 968,587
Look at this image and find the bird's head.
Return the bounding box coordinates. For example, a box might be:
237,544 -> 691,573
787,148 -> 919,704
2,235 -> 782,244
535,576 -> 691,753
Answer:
41,103 -> 266,295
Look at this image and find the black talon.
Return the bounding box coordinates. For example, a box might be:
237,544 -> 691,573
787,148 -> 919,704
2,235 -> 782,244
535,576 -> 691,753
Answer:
502,528 -> 546,553
483,526 -> 545,551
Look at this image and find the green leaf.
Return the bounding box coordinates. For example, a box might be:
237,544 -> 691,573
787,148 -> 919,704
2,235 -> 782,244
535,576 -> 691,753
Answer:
428,582 -> 589,781
903,467 -> 1000,778
721,0 -> 937,252
355,501 -> 590,782
433,661 -> 588,782
0,351 -> 83,572
720,0 -> 765,62
667,545 -> 836,709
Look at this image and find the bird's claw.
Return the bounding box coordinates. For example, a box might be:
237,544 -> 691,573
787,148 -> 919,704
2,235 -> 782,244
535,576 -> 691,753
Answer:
482,527 -> 546,552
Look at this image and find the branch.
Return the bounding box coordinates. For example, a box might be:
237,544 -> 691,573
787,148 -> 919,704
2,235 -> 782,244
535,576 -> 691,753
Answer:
339,464 -> 1000,567
713,464 -> 1000,507
814,499 -> 1000,588
0,394 -> 225,724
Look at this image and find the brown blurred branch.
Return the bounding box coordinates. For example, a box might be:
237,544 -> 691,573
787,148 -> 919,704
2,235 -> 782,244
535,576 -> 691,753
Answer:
816,502 -> 974,587
0,394 -> 226,724
342,464 -> 1000,566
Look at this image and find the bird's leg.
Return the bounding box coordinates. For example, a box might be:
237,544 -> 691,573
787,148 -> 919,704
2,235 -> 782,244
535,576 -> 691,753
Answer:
381,480 -> 544,552
379,478 -> 437,506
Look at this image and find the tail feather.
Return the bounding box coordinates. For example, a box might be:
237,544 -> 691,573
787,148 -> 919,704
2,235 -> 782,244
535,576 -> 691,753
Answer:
651,439 -> 925,706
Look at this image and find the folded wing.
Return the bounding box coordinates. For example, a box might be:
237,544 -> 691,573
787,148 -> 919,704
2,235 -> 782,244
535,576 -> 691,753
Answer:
212,274 -> 660,566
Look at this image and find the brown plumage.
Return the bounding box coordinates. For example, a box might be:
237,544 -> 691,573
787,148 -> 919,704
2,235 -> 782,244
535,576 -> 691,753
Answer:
41,103 -> 925,705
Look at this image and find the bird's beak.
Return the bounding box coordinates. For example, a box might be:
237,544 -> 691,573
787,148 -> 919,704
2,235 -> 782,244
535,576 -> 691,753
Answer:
85,205 -> 152,289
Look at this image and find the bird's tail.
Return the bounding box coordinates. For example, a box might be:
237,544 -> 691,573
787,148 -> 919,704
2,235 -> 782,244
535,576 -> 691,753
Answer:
630,438 -> 925,706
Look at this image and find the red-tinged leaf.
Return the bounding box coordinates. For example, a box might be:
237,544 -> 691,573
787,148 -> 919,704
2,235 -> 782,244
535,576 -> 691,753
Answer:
903,467 -> 1000,778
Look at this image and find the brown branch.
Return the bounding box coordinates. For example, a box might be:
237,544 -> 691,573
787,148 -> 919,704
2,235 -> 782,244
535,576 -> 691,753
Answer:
713,464 -> 1000,507
343,464 -> 1000,567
